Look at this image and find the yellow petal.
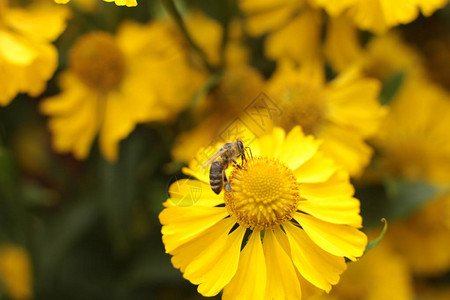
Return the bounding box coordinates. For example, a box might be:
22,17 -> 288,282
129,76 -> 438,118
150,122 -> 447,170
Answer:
5,5 -> 69,42
181,221 -> 245,296
294,213 -> 367,261
42,85 -> 100,159
240,0 -> 297,36
0,59 -> 21,106
312,0 -> 356,16
324,15 -> 363,72
223,231 -> 267,300
18,41 -> 57,97
104,0 -> 138,7
278,126 -> 320,171
326,71 -> 383,137
284,222 -> 346,292
0,245 -> 33,300
159,206 -> 228,253
298,196 -> 362,228
265,10 -> 322,64
300,170 -> 354,201
170,218 -> 236,272
256,127 -> 285,158
99,92 -> 138,162
294,150 -> 337,183
318,125 -> 373,177
263,229 -> 302,300
416,0 -> 449,16
0,30 -> 37,65
167,179 -> 223,207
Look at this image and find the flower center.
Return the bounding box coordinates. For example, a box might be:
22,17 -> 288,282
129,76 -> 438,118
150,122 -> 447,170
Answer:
70,32 -> 125,91
225,157 -> 300,230
276,84 -> 326,135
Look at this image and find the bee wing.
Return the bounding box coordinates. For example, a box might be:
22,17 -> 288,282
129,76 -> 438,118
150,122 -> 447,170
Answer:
200,152 -> 221,169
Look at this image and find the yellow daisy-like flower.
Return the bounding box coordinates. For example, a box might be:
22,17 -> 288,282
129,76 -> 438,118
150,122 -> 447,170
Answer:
0,244 -> 33,300
387,195 -> 450,276
312,238 -> 413,300
40,21 -> 204,161
239,0 -> 322,64
55,0 -> 137,7
160,126 -> 368,299
267,60 -> 386,177
375,75 -> 450,183
311,0 -> 449,34
172,64 -> 266,163
0,0 -> 69,106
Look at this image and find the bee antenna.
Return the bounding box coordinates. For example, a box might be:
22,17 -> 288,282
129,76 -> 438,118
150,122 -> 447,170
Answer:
245,147 -> 253,159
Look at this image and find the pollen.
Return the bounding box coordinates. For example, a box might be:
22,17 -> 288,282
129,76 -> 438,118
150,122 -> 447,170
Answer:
225,157 -> 300,230
277,83 -> 326,135
70,32 -> 126,91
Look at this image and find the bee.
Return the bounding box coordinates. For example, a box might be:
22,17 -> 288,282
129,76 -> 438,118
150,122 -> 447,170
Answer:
202,139 -> 250,194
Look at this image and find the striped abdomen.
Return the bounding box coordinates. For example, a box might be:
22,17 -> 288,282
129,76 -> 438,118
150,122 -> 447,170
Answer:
210,160 -> 225,194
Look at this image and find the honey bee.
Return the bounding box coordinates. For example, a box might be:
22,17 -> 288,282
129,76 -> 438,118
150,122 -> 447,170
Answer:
202,139 -> 250,194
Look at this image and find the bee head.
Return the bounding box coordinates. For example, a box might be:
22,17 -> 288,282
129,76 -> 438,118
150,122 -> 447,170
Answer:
236,139 -> 244,153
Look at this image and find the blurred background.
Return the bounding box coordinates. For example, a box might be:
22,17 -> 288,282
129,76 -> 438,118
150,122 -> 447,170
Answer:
0,0 -> 450,299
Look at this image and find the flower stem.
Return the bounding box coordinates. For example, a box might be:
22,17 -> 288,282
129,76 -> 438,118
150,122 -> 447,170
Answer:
160,0 -> 215,73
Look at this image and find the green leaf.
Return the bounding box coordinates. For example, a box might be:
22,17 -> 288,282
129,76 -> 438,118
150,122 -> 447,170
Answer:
357,178 -> 442,226
364,218 -> 388,253
36,199 -> 98,289
384,179 -> 442,219
0,147 -> 15,199
379,72 -> 405,105
97,131 -> 145,254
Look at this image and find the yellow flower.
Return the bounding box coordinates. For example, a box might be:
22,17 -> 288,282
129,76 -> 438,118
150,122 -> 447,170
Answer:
387,195 -> 450,276
172,64 -> 265,163
373,74 -> 450,275
55,0 -> 137,6
160,126 -> 367,299
40,21 -> 204,161
171,13 -> 265,163
311,239 -> 413,300
361,32 -> 426,81
311,0 -> 449,33
0,0 -> 69,106
267,60 -> 386,177
375,75 -> 450,183
239,0 -> 322,64
323,15 -> 363,73
0,244 -> 33,300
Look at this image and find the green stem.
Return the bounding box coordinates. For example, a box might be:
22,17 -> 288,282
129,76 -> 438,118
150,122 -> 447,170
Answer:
160,0 -> 215,73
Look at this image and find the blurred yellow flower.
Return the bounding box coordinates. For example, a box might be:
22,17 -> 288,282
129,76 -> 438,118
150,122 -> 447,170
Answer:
55,0 -> 136,6
40,21 -> 204,161
161,126 -> 367,299
172,64 -> 265,163
312,0 -> 449,33
387,195 -> 450,276
239,0 -> 322,64
171,13 -> 264,163
374,74 -> 450,276
324,15 -> 363,73
375,75 -> 450,183
311,239 -> 413,300
0,0 -> 69,106
361,32 -> 425,81
0,244 -> 33,300
267,60 -> 386,177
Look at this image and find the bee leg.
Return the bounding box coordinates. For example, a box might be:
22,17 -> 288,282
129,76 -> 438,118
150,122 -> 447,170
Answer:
231,158 -> 243,169
223,170 -> 232,192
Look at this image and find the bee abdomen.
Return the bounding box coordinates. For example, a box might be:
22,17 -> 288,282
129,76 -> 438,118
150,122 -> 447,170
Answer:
210,161 -> 224,194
